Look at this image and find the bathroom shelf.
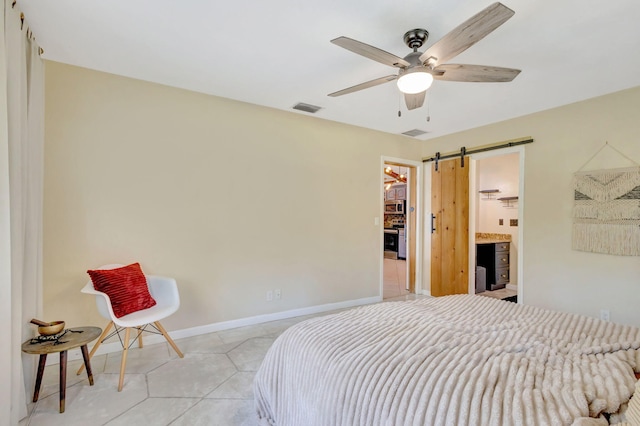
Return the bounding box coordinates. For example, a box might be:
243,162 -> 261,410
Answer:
498,196 -> 518,207
479,189 -> 500,199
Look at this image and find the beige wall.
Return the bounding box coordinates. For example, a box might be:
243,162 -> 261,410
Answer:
45,61 -> 640,330
44,62 -> 422,331
423,86 -> 640,326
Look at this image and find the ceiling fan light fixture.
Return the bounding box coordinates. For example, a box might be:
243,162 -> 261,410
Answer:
397,68 -> 433,94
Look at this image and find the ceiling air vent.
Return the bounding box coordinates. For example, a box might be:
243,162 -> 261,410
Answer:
401,129 -> 428,137
292,102 -> 322,114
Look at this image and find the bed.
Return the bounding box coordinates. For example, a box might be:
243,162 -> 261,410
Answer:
254,295 -> 640,425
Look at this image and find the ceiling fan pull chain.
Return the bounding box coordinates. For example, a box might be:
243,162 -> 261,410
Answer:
398,92 -> 402,117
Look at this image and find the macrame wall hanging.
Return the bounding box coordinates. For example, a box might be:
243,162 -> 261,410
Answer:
572,142 -> 640,256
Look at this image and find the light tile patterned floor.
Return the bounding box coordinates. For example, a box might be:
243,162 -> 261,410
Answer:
478,287 -> 517,300
20,295 -> 428,426
19,317 -> 293,426
19,266 -> 506,425
383,258 -> 408,299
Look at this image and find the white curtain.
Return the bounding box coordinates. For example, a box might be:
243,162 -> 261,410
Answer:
1,1 -> 45,424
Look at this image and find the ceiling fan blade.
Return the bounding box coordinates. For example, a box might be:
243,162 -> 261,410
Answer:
404,91 -> 426,110
331,37 -> 411,69
328,75 -> 398,97
419,2 -> 515,67
433,64 -> 520,82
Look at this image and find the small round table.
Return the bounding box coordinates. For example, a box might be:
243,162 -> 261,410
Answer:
22,326 -> 101,413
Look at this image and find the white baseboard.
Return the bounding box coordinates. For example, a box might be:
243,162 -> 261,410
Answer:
506,284 -> 517,291
45,295 -> 382,366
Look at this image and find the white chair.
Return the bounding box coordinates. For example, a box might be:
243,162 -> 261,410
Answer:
77,264 -> 184,391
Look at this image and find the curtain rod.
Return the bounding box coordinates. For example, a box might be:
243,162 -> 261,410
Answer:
422,138 -> 534,164
13,1 -> 44,54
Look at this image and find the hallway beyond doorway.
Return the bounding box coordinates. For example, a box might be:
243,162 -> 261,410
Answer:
383,259 -> 408,299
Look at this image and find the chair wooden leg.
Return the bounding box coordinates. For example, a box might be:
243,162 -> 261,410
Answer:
77,321 -> 113,375
136,327 -> 144,348
80,344 -> 94,386
154,321 -> 184,358
118,327 -> 131,392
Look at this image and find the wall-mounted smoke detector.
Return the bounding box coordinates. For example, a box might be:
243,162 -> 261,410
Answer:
401,129 -> 428,137
292,102 -> 322,114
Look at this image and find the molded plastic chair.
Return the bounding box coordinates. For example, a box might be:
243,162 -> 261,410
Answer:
77,264 -> 184,391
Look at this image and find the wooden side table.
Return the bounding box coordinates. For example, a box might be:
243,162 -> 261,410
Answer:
22,326 -> 101,413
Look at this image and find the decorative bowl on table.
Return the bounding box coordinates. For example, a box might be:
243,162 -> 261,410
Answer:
37,321 -> 65,336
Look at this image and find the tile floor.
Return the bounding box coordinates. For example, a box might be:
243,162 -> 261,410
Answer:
383,258 -> 518,302
20,295 -> 427,426
20,318 -> 299,426
19,262 -> 513,426
383,258 -> 408,299
477,287 -> 517,300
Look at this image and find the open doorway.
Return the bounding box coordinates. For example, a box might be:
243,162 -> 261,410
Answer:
471,152 -> 520,302
381,159 -> 422,300
383,163 -> 409,299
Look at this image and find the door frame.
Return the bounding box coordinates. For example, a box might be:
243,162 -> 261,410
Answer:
380,156 -> 424,298
468,145 -> 525,302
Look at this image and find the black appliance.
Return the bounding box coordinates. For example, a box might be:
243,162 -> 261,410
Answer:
384,229 -> 399,253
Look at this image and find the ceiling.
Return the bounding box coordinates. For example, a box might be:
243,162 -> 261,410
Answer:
18,0 -> 640,140
384,165 -> 409,184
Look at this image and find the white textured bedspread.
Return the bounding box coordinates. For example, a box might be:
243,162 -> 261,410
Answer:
254,295 -> 640,426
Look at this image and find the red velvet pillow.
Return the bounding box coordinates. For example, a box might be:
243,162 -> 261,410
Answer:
87,263 -> 156,318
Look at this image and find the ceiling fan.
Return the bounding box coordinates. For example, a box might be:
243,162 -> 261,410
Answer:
328,2 -> 521,111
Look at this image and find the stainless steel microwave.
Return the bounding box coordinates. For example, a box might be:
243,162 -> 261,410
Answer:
385,201 -> 404,214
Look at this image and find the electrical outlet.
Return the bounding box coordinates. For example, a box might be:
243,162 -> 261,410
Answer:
510,219 -> 518,227
499,219 -> 504,225
600,309 -> 610,322
266,290 -> 273,301
275,289 -> 281,300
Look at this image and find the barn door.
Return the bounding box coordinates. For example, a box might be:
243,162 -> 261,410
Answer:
431,157 -> 469,296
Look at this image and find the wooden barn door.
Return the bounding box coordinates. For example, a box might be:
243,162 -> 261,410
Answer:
431,158 -> 469,296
